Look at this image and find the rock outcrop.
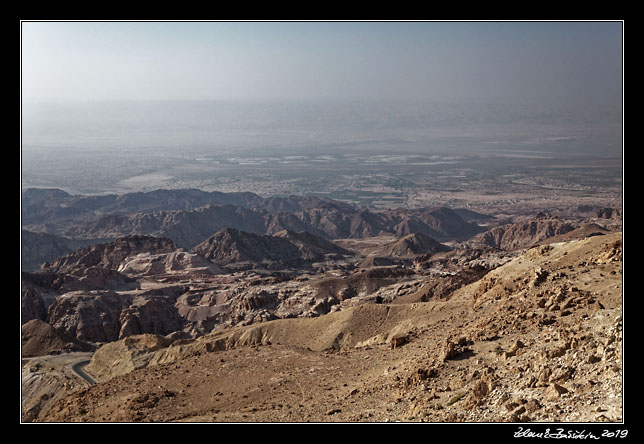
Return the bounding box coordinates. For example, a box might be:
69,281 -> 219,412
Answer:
193,228 -> 352,268
41,235 -> 181,273
117,251 -> 224,277
193,228 -> 301,265
47,291 -> 132,343
21,280 -> 49,325
471,213 -> 576,250
375,232 -> 451,257
46,287 -> 186,343
22,319 -> 95,357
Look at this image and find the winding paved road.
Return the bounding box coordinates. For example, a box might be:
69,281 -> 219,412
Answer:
71,360 -> 96,386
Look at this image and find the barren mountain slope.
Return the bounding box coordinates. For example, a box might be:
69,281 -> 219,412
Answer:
25,235 -> 226,344
272,229 -> 353,259
192,228 -> 350,266
22,319 -> 95,357
41,235 -> 180,273
21,188 -> 356,231
35,232 -> 622,423
375,232 -> 451,258
532,223 -> 612,245
471,213 -> 576,251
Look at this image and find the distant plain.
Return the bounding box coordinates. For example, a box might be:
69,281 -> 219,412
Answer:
21,101 -> 622,214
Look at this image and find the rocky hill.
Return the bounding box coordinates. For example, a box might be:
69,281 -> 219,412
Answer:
61,204 -> 269,249
41,235 -> 181,274
192,228 -> 302,265
21,273 -> 54,324
393,207 -> 484,241
271,229 -> 353,259
470,213 -> 577,250
22,319 -> 95,357
47,289 -> 187,343
22,235 -> 225,344
33,232 -> 622,423
532,223 -> 612,245
375,232 -> 451,258
192,228 -> 353,270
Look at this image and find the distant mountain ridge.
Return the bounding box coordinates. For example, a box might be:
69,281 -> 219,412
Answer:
61,204 -> 484,248
22,188 -> 485,250
22,187 -> 355,228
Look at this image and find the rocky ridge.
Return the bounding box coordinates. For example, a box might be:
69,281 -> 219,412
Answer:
22,319 -> 95,357
375,232 -> 451,258
470,212 -> 577,250
41,199 -> 483,250
41,235 -> 182,274
272,229 -> 353,260
21,187 -> 355,229
192,228 -> 352,269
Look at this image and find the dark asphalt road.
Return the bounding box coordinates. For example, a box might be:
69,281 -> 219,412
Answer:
71,360 -> 96,386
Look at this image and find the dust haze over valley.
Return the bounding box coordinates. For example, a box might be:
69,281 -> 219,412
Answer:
20,21 -> 624,426
22,100 -> 622,211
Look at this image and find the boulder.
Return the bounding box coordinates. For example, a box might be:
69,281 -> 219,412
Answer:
545,383 -> 569,400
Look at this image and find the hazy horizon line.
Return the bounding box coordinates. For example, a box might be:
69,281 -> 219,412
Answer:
21,97 -> 622,107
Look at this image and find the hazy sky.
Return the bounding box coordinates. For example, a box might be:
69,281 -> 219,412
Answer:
21,21 -> 623,106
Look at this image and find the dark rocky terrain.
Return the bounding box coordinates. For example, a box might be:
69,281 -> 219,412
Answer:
22,188 -> 484,249
192,228 -> 352,270
21,188 -> 355,229
20,187 -> 623,423
375,232 -> 452,258
41,235 -> 181,273
22,319 -> 95,357
469,212 -> 577,250
21,230 -> 97,271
